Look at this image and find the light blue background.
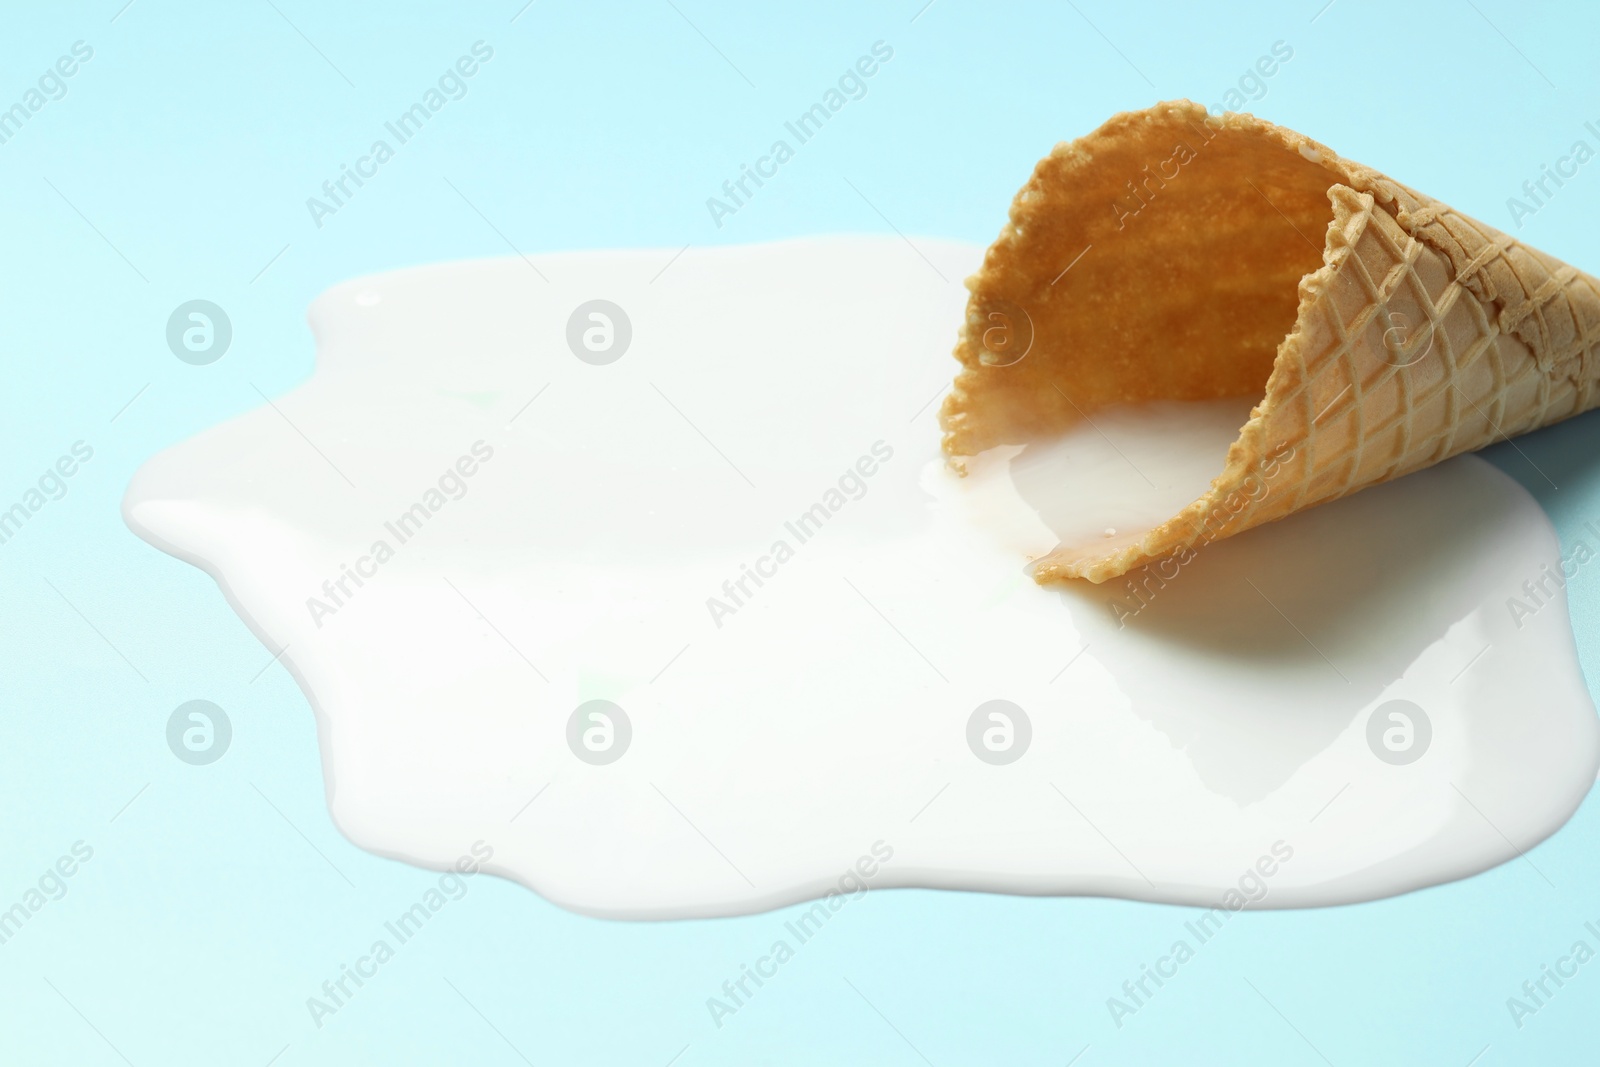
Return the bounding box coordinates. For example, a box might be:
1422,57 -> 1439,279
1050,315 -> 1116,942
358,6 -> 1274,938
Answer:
3,1 -> 1600,1063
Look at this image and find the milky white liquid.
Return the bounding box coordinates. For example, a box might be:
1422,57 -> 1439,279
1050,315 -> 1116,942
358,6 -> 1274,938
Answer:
124,237 -> 1599,918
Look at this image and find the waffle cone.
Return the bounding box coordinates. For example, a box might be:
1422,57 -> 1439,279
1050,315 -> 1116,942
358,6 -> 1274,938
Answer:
941,101 -> 1600,583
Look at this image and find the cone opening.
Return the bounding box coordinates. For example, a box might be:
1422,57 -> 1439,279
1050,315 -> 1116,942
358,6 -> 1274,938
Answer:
940,102 -> 1346,458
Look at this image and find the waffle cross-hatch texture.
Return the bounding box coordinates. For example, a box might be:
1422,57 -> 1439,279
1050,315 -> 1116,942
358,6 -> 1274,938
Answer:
939,101 -> 1600,584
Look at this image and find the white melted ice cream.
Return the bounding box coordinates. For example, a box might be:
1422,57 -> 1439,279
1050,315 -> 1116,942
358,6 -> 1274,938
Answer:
125,237 -> 1599,918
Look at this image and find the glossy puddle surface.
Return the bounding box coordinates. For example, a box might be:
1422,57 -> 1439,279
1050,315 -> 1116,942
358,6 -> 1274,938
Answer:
125,237 -> 1599,918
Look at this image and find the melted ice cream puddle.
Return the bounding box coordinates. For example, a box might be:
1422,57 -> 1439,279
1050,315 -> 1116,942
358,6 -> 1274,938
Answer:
125,237 -> 1598,918
1007,397 -> 1254,555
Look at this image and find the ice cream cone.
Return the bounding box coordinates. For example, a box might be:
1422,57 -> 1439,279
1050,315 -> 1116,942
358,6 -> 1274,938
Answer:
940,100 -> 1600,583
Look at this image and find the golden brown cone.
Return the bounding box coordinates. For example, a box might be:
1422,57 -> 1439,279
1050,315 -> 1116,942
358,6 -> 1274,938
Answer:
940,100 -> 1600,584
